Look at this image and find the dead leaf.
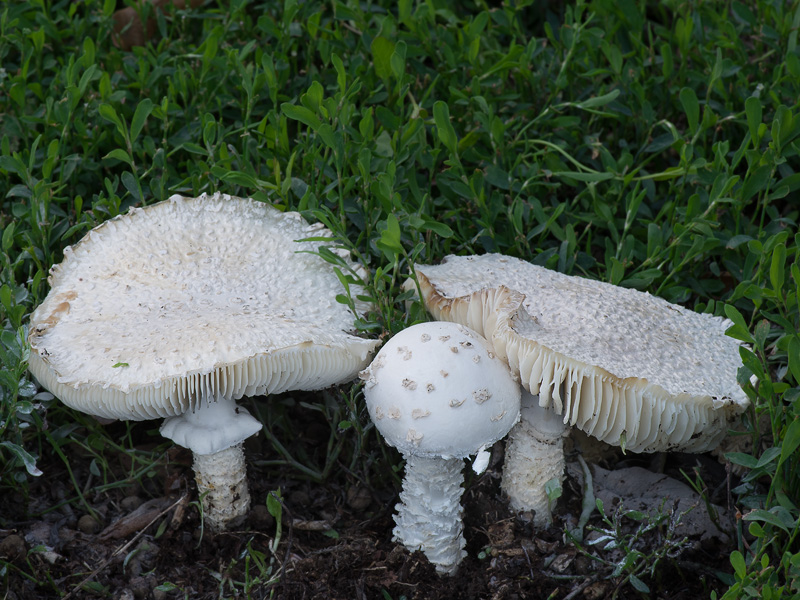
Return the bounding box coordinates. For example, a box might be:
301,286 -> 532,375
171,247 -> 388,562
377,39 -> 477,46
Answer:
99,498 -> 173,540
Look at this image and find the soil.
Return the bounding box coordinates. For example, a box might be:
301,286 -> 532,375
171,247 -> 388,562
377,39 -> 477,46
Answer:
0,407 -> 738,600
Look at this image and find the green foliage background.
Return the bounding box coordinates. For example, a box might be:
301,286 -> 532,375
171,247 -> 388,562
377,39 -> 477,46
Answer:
1,0 -> 798,597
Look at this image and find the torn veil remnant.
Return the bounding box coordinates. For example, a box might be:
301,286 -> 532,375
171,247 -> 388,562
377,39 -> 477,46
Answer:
28,193 -> 379,532
360,321 -> 521,575
406,253 -> 749,526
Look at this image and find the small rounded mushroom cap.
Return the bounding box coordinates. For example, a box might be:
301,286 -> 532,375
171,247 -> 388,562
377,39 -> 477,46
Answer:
408,254 -> 749,453
360,322 -> 521,459
28,193 -> 379,420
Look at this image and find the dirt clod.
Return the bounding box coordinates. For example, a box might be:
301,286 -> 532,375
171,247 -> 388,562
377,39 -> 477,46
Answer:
0,533 -> 27,562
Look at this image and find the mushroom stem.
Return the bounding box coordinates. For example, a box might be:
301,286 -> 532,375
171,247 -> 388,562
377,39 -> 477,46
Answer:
501,392 -> 567,526
393,454 -> 467,576
193,443 -> 250,532
159,396 -> 262,532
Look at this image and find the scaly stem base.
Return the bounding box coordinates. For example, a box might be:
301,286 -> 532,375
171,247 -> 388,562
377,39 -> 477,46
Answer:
501,394 -> 567,526
393,454 -> 466,575
193,443 -> 250,533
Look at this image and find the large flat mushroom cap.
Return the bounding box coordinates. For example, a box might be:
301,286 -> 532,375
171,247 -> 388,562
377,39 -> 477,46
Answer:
28,193 -> 379,420
409,253 -> 749,453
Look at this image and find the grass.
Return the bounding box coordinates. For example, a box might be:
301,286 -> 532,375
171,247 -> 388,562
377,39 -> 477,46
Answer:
1,0 -> 799,597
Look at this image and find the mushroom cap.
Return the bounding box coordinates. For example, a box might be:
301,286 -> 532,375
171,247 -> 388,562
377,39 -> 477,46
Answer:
28,193 -> 379,420
360,321 -> 521,459
408,254 -> 749,453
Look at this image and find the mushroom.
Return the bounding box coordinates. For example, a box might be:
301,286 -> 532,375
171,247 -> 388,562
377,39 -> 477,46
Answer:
360,321 -> 521,575
406,253 -> 749,525
28,193 -> 379,532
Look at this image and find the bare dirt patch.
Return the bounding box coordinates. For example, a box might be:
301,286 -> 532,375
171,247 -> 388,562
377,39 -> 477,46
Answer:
1,413 -> 736,599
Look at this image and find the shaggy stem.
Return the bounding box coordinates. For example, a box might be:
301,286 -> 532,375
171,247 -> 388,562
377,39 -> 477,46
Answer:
501,393 -> 567,526
393,454 -> 466,575
194,443 -> 250,532
160,396 -> 262,532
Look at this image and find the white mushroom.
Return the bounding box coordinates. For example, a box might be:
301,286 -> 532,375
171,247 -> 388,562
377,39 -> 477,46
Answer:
407,253 -> 749,526
360,321 -> 520,575
28,193 -> 379,532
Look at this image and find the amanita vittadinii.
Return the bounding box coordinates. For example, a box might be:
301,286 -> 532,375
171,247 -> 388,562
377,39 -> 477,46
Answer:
407,254 -> 749,526
360,321 -> 521,575
28,193 -> 379,532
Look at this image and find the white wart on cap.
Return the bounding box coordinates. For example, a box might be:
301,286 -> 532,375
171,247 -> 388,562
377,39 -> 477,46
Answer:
28,192 -> 379,531
407,253 -> 748,524
361,321 -> 520,574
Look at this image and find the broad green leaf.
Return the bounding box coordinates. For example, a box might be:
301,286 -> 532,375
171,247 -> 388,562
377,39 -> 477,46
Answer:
755,446 -> 781,469
266,491 -> 282,519
629,575 -> 650,594
422,217 -> 453,238
679,87 -> 699,134
741,165 -> 773,202
788,336 -> 800,384
316,123 -> 336,150
103,149 -> 133,167
745,96 -> 762,147
398,0 -> 412,23
710,47 -> 723,83
301,81 -> 324,115
331,53 -> 346,93
98,103 -> 125,138
121,171 -> 141,202
660,43 -> 673,79
576,89 -> 620,109
725,452 -> 758,469
81,36 -> 96,68
0,441 -> 42,476
778,418 -> 800,470
433,101 -> 458,156
130,98 -> 153,145
544,477 -> 562,502
742,508 -> 792,533
770,242 -> 786,295
391,40 -> 407,81
281,103 -> 321,131
730,550 -> 746,580
724,304 -> 755,343
2,222 -> 14,251
220,170 -> 258,188
377,214 -> 403,262
370,36 -> 395,81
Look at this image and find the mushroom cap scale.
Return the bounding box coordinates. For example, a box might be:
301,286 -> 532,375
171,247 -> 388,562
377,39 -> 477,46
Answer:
409,253 -> 749,453
361,321 -> 521,459
28,193 -> 379,420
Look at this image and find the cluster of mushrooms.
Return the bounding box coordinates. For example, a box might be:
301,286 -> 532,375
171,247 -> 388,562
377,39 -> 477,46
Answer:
27,194 -> 749,575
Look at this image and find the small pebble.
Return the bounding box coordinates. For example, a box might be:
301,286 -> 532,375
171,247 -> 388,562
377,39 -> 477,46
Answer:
121,495 -> 143,512
249,504 -> 275,529
289,490 -> 310,506
127,576 -> 151,599
77,514 -> 102,535
346,486 -> 372,511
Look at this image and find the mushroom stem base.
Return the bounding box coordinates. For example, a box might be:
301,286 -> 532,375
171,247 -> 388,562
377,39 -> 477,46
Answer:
393,454 -> 466,576
501,397 -> 567,527
193,443 -> 250,532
